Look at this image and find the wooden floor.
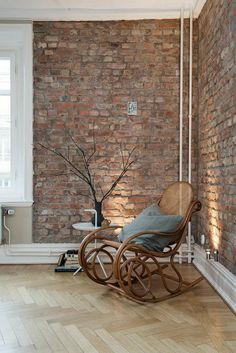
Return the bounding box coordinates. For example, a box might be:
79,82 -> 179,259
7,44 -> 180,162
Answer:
0,264 -> 235,353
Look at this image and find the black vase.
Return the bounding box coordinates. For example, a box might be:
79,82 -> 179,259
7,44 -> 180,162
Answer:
91,201 -> 104,227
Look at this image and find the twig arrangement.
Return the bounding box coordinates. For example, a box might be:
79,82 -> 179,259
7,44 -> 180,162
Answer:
37,135 -> 138,203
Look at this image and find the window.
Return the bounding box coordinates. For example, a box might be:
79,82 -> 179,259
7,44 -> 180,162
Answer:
0,54 -> 14,189
0,24 -> 33,204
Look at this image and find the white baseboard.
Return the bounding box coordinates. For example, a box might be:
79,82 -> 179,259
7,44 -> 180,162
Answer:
0,242 -> 190,264
0,243 -> 81,264
193,244 -> 236,314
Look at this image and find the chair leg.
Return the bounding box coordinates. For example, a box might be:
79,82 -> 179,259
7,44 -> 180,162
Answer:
79,236 -> 121,286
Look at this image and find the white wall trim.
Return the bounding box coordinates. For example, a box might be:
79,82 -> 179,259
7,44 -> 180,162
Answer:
0,243 -> 81,264
0,9 -> 191,21
0,201 -> 33,207
0,242 -> 190,264
193,244 -> 236,314
0,0 -> 209,22
193,0 -> 207,18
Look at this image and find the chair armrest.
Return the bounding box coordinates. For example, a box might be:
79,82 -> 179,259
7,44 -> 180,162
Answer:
191,200 -> 202,214
79,225 -> 123,267
80,225 -> 123,247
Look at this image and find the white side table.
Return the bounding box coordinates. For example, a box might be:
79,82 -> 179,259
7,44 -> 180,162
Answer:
72,221 -> 107,276
72,222 -> 100,232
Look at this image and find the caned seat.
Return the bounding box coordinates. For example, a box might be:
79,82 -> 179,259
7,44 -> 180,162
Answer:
79,181 -> 203,303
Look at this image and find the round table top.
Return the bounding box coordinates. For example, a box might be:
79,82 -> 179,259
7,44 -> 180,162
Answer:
72,222 -> 117,231
72,222 -> 100,231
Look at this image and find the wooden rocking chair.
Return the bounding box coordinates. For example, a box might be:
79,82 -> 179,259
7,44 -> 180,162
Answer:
79,181 -> 203,303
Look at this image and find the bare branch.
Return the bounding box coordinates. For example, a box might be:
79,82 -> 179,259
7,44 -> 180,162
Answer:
36,140 -> 138,205
68,134 -> 97,200
37,143 -> 90,185
124,146 -> 137,168
36,169 -> 94,201
101,148 -> 137,202
69,169 -> 95,201
69,134 -> 86,159
70,169 -> 97,202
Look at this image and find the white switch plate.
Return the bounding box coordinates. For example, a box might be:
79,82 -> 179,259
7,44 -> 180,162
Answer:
127,101 -> 137,115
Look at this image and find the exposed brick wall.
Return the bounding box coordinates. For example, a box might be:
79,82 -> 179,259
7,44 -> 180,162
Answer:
33,20 -> 198,243
198,0 -> 236,274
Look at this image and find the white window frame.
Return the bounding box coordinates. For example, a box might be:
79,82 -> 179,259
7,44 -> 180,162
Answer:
0,52 -> 17,192
0,24 -> 33,206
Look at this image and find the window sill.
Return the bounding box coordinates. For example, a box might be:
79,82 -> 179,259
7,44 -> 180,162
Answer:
0,200 -> 33,207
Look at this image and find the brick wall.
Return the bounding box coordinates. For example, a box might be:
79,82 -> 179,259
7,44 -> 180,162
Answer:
33,20 -> 198,243
198,0 -> 236,274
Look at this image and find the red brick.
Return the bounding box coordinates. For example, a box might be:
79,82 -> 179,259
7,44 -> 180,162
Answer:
198,0 -> 236,274
33,20 -> 198,245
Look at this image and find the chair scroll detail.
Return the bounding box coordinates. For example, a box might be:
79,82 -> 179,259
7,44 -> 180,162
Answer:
79,182 -> 203,303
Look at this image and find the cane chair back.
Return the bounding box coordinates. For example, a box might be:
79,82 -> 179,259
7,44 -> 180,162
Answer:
159,181 -> 193,217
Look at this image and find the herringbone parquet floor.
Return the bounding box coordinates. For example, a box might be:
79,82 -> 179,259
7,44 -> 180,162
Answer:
0,264 -> 235,353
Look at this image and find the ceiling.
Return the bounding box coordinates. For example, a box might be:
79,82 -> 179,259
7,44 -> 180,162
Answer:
0,0 -> 207,21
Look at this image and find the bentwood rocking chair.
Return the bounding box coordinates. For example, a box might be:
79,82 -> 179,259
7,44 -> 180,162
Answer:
79,181 -> 203,303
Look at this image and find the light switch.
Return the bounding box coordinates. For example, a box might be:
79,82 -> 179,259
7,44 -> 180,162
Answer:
127,101 -> 137,115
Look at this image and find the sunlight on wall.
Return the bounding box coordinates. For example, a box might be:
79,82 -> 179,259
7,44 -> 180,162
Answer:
211,226 -> 221,250
208,194 -> 222,251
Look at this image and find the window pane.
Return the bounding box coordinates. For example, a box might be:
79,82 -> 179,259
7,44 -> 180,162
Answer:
0,58 -> 10,91
0,58 -> 11,188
